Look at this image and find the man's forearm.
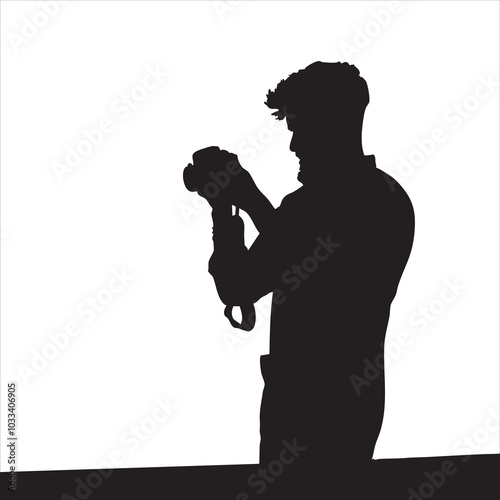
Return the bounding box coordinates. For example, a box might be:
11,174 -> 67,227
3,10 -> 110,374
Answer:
240,188 -> 275,233
209,189 -> 276,306
212,187 -> 275,234
210,203 -> 249,305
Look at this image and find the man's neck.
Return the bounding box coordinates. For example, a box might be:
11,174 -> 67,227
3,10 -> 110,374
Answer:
298,152 -> 369,185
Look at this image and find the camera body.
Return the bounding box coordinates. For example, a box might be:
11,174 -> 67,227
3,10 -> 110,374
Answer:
183,146 -> 223,193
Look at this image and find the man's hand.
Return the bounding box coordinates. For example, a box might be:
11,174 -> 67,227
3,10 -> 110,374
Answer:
185,146 -> 275,232
195,150 -> 259,211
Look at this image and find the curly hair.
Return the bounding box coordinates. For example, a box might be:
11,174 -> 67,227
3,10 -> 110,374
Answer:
265,61 -> 369,121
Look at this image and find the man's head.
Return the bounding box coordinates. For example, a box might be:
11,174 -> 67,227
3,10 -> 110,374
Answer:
265,62 -> 369,183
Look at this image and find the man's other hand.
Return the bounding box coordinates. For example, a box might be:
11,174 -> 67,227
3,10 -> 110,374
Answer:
196,150 -> 259,211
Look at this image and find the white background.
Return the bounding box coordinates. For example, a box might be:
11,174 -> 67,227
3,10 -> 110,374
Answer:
1,0 -> 498,472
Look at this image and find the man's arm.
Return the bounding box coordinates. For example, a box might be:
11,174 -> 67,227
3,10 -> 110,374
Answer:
204,149 -> 275,233
209,211 -> 279,307
200,152 -> 284,305
209,187 -> 285,307
239,188 -> 275,234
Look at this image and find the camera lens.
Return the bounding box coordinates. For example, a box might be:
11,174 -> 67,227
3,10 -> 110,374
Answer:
183,164 -> 198,192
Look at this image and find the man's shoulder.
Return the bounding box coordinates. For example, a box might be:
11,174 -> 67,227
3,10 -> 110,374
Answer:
373,168 -> 414,214
374,168 -> 409,197
279,187 -> 305,208
276,168 -> 414,219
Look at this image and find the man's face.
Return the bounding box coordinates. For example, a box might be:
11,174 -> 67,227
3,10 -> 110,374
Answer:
286,112 -> 335,182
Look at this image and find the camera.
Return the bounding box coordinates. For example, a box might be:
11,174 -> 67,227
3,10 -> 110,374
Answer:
183,146 -> 222,193
183,146 -> 255,332
183,146 -> 244,202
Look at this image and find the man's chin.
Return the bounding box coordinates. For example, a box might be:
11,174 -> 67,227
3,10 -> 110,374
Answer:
297,160 -> 312,184
297,168 -> 306,184
297,159 -> 321,184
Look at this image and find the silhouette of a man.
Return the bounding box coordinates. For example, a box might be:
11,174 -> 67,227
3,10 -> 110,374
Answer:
204,62 -> 414,482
